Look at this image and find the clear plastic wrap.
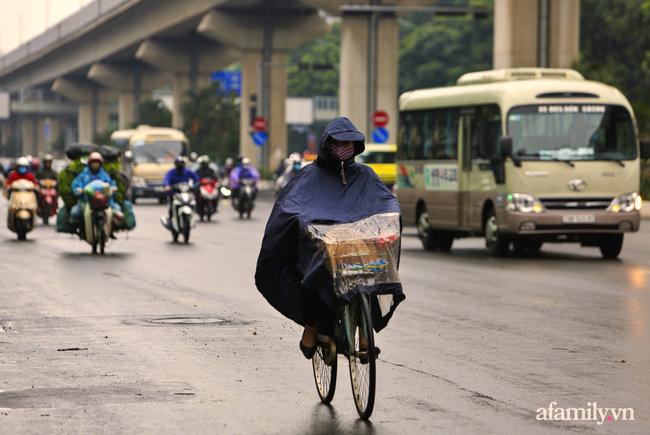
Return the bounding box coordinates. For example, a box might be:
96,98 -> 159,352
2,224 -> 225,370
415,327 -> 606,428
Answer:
305,212 -> 401,298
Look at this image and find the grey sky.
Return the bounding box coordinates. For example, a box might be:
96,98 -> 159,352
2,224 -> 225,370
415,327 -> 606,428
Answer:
0,0 -> 87,55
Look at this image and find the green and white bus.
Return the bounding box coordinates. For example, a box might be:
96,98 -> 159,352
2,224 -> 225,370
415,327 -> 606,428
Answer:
396,68 -> 650,258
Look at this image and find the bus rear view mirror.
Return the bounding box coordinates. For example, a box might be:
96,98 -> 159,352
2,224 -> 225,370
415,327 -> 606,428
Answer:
500,136 -> 513,157
640,139 -> 650,160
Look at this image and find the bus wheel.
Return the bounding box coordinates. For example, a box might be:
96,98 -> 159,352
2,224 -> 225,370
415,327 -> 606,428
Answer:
417,208 -> 436,251
485,209 -> 510,257
599,234 -> 623,259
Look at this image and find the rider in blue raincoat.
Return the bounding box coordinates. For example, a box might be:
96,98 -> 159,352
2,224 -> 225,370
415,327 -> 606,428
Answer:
255,117 -> 405,359
163,156 -> 200,225
70,152 -> 122,225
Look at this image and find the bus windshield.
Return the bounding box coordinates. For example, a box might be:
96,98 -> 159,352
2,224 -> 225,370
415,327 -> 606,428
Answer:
133,140 -> 186,164
507,104 -> 636,161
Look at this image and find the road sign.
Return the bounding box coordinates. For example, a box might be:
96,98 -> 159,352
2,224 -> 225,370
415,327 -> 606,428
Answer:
372,127 -> 389,144
44,121 -> 51,140
372,110 -> 389,128
253,117 -> 267,132
211,70 -> 242,97
253,131 -> 267,146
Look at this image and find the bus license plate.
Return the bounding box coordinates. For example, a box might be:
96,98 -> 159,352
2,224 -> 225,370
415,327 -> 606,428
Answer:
562,214 -> 596,224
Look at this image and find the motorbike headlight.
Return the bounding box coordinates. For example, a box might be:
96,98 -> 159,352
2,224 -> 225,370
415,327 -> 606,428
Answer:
608,192 -> 640,213
221,187 -> 231,196
131,177 -> 147,188
505,193 -> 545,213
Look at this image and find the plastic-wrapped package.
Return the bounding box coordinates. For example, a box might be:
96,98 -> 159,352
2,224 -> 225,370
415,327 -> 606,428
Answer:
305,212 -> 401,298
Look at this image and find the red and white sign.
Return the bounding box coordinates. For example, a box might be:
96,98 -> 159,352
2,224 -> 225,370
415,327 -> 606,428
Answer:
372,110 -> 389,127
253,117 -> 267,132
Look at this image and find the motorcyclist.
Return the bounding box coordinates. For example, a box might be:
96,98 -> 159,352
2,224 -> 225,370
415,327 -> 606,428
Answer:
4,157 -> 38,198
195,155 -> 218,180
163,156 -> 200,226
30,157 -> 40,174
70,152 -> 123,228
230,157 -> 260,203
36,154 -> 58,181
220,158 -> 234,179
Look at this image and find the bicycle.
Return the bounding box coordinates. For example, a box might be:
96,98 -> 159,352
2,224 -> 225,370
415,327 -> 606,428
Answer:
306,212 -> 401,420
311,291 -> 377,419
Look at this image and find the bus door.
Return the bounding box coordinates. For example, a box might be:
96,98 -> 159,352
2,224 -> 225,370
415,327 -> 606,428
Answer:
459,105 -> 502,230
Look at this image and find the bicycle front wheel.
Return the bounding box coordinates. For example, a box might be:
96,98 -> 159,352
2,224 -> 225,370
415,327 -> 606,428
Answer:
312,334 -> 337,403
348,293 -> 376,419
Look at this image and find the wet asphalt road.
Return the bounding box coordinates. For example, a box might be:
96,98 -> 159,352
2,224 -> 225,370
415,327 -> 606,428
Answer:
0,193 -> 649,435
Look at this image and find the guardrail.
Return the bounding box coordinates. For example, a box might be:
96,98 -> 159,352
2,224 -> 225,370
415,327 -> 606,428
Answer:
0,0 -> 131,72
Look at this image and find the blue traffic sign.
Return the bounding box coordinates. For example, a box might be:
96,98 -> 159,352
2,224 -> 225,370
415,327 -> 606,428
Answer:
253,131 -> 267,146
372,127 -> 389,144
211,70 -> 242,97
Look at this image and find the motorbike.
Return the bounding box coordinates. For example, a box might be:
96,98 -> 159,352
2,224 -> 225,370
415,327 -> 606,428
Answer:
81,180 -> 113,254
38,179 -> 58,225
160,181 -> 196,243
237,178 -> 256,219
7,179 -> 37,241
274,166 -> 300,197
197,177 -> 220,222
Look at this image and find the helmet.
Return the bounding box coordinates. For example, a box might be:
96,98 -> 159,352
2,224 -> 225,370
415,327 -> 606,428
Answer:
174,156 -> 185,164
199,155 -> 210,165
31,158 -> 40,169
43,154 -> 53,162
242,157 -> 251,166
225,157 -> 233,167
236,154 -> 244,163
88,152 -> 103,164
17,157 -> 29,167
289,152 -> 302,163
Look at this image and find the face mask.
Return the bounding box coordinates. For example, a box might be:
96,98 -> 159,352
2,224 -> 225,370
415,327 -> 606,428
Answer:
331,144 -> 355,162
293,163 -> 301,170
176,165 -> 184,172
90,164 -> 100,174
18,167 -> 27,174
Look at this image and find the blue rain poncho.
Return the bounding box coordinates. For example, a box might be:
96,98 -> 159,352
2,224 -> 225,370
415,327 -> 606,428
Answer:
255,117 -> 405,332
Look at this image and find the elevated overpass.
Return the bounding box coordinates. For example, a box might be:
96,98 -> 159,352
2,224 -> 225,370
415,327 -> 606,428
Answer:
0,0 -> 579,169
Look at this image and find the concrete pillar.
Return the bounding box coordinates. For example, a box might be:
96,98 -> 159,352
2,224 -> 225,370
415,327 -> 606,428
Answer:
118,92 -> 135,130
240,52 -> 261,168
339,13 -> 398,143
340,14 -> 369,138
52,78 -> 115,142
494,0 -> 579,69
198,10 -> 327,168
549,0 -> 580,68
136,39 -> 239,129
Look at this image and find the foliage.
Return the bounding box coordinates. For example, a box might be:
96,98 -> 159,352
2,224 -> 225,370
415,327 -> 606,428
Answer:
573,0 -> 650,138
93,129 -> 116,146
398,8 -> 493,93
180,83 -> 240,164
136,98 -> 172,128
287,23 -> 341,97
58,160 -> 85,209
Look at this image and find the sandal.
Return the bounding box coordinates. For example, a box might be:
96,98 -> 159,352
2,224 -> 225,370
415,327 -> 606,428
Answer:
300,340 -> 317,359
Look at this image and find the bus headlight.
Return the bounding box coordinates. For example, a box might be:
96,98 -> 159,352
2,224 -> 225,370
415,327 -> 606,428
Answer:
505,193 -> 545,213
131,177 -> 147,188
607,192 -> 639,213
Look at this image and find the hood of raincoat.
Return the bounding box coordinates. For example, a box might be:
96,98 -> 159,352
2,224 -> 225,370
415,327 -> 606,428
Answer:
255,119 -> 404,333
316,117 -> 365,171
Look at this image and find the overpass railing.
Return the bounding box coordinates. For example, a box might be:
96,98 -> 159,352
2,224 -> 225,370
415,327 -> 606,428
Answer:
0,0 -> 131,72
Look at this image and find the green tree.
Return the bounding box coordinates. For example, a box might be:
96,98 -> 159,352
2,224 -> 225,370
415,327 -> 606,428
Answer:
181,83 -> 240,163
2,134 -> 20,158
573,0 -> 650,138
93,128 -> 116,146
399,11 -> 493,93
137,98 -> 172,128
287,23 -> 341,96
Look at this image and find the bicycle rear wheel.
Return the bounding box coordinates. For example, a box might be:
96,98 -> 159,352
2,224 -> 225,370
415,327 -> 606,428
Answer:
348,293 -> 376,419
312,334 -> 337,403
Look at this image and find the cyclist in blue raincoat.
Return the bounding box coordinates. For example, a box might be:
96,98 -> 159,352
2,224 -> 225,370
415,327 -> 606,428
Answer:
255,117 -> 405,359
70,152 -> 122,226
